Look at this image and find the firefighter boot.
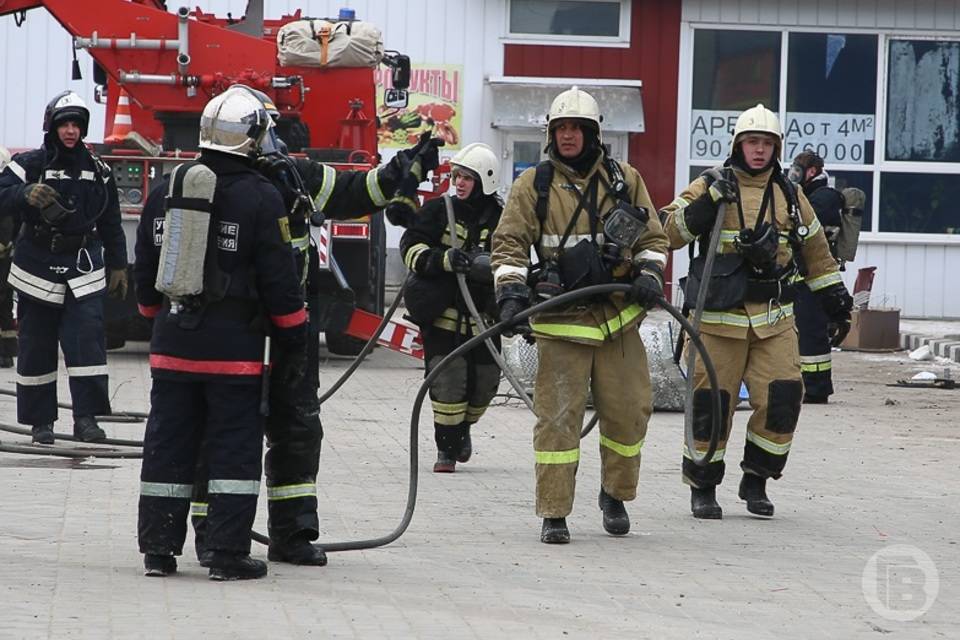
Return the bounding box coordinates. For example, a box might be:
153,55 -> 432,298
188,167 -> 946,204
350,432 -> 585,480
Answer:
598,489 -> 630,535
207,552 -> 268,581
143,553 -> 177,577
739,473 -> 775,517
31,423 -> 55,445
268,534 -> 328,566
457,424 -> 472,463
73,416 -> 106,443
690,486 -> 723,519
433,450 -> 456,473
540,518 -> 570,544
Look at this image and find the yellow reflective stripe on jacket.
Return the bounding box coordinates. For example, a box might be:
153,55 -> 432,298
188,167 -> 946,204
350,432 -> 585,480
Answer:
535,448 -> 580,465
190,501 -> 208,517
404,242 -> 430,270
699,303 -> 794,329
805,271 -> 843,292
366,169 -> 388,207
683,445 -> 726,463
441,223 -> 468,247
291,234 -> 310,252
465,405 -> 488,421
267,483 -> 317,501
432,308 -> 482,334
675,205 -> 697,243
745,431 -> 792,456
312,165 -> 338,212
599,434 -> 643,458
531,303 -> 643,341
801,217 -> 823,242
717,230 -> 789,246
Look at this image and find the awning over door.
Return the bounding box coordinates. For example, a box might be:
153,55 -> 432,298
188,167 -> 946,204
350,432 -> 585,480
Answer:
488,76 -> 644,133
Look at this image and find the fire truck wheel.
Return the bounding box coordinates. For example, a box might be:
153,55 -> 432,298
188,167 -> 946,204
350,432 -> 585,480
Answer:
324,331 -> 366,357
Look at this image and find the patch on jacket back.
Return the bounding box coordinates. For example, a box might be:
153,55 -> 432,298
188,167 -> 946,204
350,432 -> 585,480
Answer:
153,218 -> 164,246
217,222 -> 239,251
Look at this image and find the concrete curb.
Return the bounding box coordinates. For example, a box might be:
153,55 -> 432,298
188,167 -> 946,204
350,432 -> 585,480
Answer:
900,331 -> 960,364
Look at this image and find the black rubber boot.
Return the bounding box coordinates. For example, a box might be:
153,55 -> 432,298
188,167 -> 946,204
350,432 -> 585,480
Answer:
31,423 -> 55,445
143,554 -> 177,577
268,534 -> 328,566
540,518 -> 570,544
457,425 -> 472,463
598,489 -> 630,535
73,416 -> 106,443
433,450 -> 456,473
207,552 -> 268,581
739,474 -> 775,517
690,486 -> 723,519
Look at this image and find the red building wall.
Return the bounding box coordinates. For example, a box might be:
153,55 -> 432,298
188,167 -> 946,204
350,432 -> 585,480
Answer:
503,0 -> 681,214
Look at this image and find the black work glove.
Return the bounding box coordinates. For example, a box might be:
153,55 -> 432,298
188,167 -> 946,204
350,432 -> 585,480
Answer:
415,136 -> 444,175
272,326 -> 308,388
497,283 -> 532,339
467,252 -> 493,285
817,283 -> 854,347
23,183 -> 59,210
443,247 -> 471,274
627,262 -> 664,310
700,168 -> 738,204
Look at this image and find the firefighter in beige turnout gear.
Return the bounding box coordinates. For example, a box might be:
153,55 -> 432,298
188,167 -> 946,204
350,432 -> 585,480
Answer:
660,104 -> 853,519
491,87 -> 669,543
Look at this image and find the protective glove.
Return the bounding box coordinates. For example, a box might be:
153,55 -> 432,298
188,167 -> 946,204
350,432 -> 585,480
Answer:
107,268 -> 129,300
24,183 -> 59,210
272,327 -> 308,388
497,283 -> 532,339
415,136 -> 444,175
701,168 -> 738,204
817,283 -> 853,347
467,252 -> 493,285
443,247 -> 471,274
627,262 -> 664,310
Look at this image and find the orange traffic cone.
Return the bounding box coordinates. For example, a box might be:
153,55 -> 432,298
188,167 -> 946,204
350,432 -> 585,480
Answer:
105,88 -> 133,144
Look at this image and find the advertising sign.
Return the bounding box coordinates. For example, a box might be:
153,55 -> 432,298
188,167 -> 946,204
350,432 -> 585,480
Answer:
376,63 -> 463,150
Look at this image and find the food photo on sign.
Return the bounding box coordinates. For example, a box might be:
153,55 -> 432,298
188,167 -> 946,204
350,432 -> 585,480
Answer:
375,63 -> 463,150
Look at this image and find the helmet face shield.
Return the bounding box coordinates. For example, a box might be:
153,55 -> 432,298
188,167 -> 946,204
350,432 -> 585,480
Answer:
198,88 -> 273,158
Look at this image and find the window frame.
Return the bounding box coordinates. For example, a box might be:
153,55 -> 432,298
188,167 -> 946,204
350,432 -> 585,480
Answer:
677,23 -> 960,244
503,0 -> 632,48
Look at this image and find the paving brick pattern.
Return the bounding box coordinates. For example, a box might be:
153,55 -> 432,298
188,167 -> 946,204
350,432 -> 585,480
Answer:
0,336 -> 957,639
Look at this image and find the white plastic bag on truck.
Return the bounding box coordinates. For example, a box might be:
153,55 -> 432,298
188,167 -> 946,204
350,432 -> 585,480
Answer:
277,19 -> 384,68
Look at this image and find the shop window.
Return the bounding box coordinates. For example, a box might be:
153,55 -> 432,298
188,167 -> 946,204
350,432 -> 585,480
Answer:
785,33 -> 878,165
886,40 -> 960,162
690,30 -> 781,163
507,0 -> 630,42
879,173 -> 960,234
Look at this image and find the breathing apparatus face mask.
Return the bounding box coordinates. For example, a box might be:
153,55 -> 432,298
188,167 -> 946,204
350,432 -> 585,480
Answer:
734,222 -> 780,273
787,163 -> 805,185
602,202 -> 649,251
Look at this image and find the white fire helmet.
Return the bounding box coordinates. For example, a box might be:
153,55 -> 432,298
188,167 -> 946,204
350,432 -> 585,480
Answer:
450,142 -> 500,195
546,86 -> 602,144
731,103 -> 782,157
198,87 -> 275,158
43,91 -> 90,138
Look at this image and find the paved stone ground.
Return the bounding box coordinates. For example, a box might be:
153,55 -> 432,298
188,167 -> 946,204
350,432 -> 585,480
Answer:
0,323 -> 957,639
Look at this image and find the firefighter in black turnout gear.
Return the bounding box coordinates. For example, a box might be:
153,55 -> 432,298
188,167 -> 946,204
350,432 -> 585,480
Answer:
0,91 -> 128,445
187,87 -> 443,567
400,143 -> 503,473
788,150 -> 845,404
134,88 -> 307,580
